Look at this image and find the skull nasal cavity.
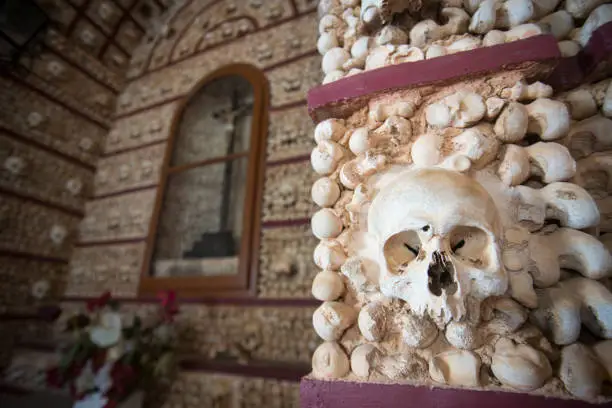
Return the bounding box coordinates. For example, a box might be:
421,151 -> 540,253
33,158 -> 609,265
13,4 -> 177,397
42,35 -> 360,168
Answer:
427,252 -> 457,296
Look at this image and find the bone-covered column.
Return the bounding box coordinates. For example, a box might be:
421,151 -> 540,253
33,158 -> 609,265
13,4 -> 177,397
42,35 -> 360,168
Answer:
308,0 -> 612,402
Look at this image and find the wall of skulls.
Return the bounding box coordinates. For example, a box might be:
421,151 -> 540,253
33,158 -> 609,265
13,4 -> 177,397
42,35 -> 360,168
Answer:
59,0 -> 322,379
0,19 -> 128,313
306,0 -> 612,401
1,0 -> 324,402
67,0 -> 321,302
35,0 -> 177,75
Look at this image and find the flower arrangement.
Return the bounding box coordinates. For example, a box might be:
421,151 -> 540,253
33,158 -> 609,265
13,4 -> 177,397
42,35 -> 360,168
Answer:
46,291 -> 179,408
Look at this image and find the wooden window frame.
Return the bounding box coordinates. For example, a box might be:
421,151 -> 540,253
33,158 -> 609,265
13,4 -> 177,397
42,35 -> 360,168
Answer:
138,64 -> 269,298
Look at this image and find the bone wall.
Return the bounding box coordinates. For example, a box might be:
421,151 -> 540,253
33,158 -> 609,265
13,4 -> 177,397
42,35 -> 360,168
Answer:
0,4 -> 140,373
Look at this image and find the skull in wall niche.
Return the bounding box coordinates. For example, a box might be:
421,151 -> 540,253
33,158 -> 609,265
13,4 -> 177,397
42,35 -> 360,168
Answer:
273,183 -> 297,209
368,168 -> 507,324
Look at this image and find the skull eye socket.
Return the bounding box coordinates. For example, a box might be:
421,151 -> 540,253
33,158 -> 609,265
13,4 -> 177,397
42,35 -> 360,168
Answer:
383,230 -> 421,273
449,226 -> 490,265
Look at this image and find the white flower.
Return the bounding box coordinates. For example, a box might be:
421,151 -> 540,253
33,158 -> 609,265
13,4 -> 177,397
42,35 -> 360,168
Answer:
73,391 -> 108,408
94,362 -> 113,394
74,361 -> 96,396
31,279 -> 50,299
90,311 -> 122,348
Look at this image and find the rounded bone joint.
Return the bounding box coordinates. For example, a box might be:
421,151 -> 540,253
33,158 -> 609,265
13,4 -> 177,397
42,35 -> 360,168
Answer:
565,0 -> 607,18
322,47 -> 351,75
400,314 -> 438,348
486,96 -> 506,120
577,4 -> 612,46
505,23 -> 546,42
558,40 -> 581,57
319,14 -> 345,35
514,182 -> 599,231
412,133 -> 443,167
573,152 -> 612,196
351,344 -> 381,378
409,7 -> 470,47
317,32 -> 339,55
538,10 -> 574,39
425,36 -> 482,59
525,98 -> 571,141
592,340 -> 612,380
498,144 -> 531,186
376,25 -> 408,45
351,36 -> 373,61
532,0 -> 562,17
312,301 -> 357,341
314,118 -> 346,143
312,342 -> 350,379
364,44 -> 395,70
496,0 -> 535,29
445,321 -> 481,350
559,277 -> 612,338
524,142 -> 576,183
323,70 -> 345,84
469,0 -> 500,34
312,208 -> 343,239
563,115 -> 612,159
360,0 -> 413,26
531,285 -> 581,345
559,343 -> 606,399
312,177 -> 341,208
425,91 -> 486,128
369,100 -> 415,123
558,88 -> 598,120
602,81 -> 612,117
340,152 -> 387,189
311,140 -> 345,175
451,124 -> 500,169
313,239 -> 347,270
312,270 -> 345,301
491,337 -> 552,391
341,256 -> 377,292
505,80 -> 553,101
493,101 -> 529,142
348,127 -> 372,154
358,302 -> 388,341
429,350 -> 481,386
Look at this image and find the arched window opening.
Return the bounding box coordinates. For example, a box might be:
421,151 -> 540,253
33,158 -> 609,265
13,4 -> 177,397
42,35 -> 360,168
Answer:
140,65 -> 268,297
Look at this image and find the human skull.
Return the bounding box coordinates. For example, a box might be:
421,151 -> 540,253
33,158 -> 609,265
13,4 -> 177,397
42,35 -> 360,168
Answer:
368,168 -> 507,324
49,224 -> 68,245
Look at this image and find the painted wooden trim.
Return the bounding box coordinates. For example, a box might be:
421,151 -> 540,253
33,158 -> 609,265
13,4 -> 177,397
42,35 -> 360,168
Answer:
138,63 -> 270,298
307,34 -> 560,122
300,378 -> 612,408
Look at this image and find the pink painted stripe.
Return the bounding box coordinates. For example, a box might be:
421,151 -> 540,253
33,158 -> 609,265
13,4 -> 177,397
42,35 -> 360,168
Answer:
261,218 -> 310,228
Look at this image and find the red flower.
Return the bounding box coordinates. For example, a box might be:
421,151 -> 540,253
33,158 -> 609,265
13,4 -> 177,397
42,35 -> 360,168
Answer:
110,362 -> 136,386
91,349 -> 108,373
45,367 -> 63,388
158,290 -> 179,321
103,399 -> 118,408
87,291 -> 112,312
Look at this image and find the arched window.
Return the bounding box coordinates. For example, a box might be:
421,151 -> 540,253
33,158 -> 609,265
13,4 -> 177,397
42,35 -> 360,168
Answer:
139,65 -> 268,297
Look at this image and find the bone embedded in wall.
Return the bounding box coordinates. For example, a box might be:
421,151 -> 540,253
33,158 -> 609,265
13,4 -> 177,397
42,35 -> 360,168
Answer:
307,47 -> 612,401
